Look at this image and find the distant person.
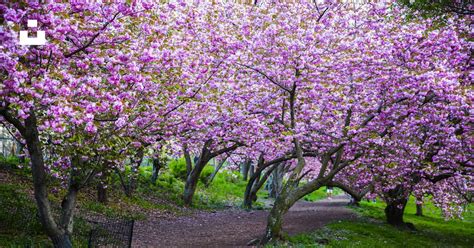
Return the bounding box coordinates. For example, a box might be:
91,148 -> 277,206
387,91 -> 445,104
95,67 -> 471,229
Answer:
326,186 -> 333,199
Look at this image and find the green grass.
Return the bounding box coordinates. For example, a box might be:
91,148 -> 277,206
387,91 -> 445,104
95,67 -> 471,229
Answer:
303,187 -> 343,202
276,197 -> 474,247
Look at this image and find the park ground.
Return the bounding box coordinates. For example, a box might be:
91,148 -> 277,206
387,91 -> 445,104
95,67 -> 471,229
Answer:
0,156 -> 473,247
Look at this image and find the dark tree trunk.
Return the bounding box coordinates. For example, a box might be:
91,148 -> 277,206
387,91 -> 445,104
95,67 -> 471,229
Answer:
128,148 -> 144,196
183,158 -> 209,206
182,140 -> 240,206
243,170 -> 260,209
51,234 -> 73,248
243,156 -> 266,209
385,198 -> 408,227
206,156 -> 228,187
248,164 -> 278,206
97,170 -> 108,204
183,144 -> 193,177
248,163 -> 255,180
20,113 -> 79,247
416,203 -> 423,216
241,159 -> 251,181
383,186 -> 414,230
115,168 -> 131,197
183,141 -> 212,206
151,158 -> 162,185
269,163 -> 284,198
97,183 -> 107,204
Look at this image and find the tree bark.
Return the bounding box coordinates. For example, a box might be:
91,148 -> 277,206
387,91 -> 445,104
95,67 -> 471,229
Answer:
51,234 -> 73,248
183,141 -> 212,206
385,198 -> 408,227
151,157 -> 162,185
183,144 -> 193,177
97,182 -> 107,204
21,113 -> 74,247
183,140 -> 241,206
243,169 -> 260,209
261,177 -> 323,244
206,155 -> 228,187
416,202 -> 423,216
183,158 -> 209,206
128,148 -> 144,196
269,163 -> 284,198
241,159 -> 251,181
248,163 -> 255,180
383,186 -> 414,229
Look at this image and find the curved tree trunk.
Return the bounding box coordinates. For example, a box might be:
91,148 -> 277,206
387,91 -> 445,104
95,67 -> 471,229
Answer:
22,113 -> 75,247
205,155 -> 228,187
183,140 -> 240,206
183,141 -> 212,206
243,169 -> 260,209
183,158 -> 209,206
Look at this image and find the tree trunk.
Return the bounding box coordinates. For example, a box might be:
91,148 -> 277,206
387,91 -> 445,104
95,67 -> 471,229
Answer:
183,142 -> 212,206
269,163 -> 284,198
261,193 -> 289,243
416,203 -> 423,216
21,113 -> 74,247
241,159 -> 251,181
97,170 -> 108,204
128,148 -> 144,196
206,156 -> 228,187
151,158 -> 162,185
260,138 -> 325,245
243,169 -> 260,209
51,234 -> 73,248
183,144 -> 193,177
249,163 -> 255,180
183,158 -> 208,206
243,156 -> 266,209
97,182 -> 107,204
385,198 -> 408,227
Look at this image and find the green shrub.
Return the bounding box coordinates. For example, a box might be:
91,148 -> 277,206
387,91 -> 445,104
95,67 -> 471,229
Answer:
169,158 -> 213,184
200,165 -> 214,184
169,158 -> 188,180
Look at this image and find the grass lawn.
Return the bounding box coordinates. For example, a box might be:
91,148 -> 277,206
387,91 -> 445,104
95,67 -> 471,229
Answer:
277,197 -> 474,247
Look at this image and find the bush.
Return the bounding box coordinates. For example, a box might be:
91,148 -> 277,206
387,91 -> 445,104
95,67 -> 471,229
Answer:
169,158 -> 188,180
200,165 -> 214,184
169,158 -> 213,184
0,155 -> 22,168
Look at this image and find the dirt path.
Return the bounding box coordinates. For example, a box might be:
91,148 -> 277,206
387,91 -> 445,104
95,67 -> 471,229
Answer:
132,195 -> 356,247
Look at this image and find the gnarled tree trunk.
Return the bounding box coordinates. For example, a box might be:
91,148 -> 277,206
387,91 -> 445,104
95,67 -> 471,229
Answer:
183,141 -> 212,206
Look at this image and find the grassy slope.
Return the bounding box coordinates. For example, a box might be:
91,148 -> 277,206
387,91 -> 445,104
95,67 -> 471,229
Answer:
279,198 -> 474,248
